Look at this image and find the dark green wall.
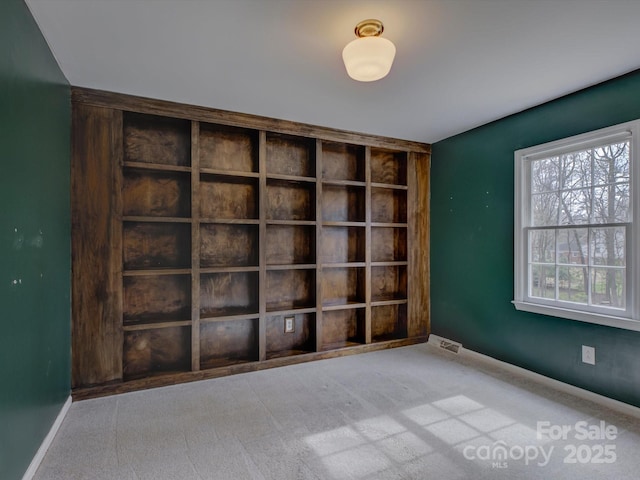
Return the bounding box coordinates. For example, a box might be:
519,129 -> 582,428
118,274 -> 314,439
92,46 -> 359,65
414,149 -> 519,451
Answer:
431,69 -> 640,407
0,1 -> 71,478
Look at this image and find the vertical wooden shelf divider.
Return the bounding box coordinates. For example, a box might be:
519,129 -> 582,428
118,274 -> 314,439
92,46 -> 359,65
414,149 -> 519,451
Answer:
364,146 -> 372,344
407,152 -> 430,338
191,121 -> 201,371
70,87 -> 430,398
258,130 -> 268,361
315,139 -> 324,352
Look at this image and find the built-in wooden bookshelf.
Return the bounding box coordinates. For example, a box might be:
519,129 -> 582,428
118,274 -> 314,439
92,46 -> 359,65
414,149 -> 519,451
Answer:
71,88 -> 430,398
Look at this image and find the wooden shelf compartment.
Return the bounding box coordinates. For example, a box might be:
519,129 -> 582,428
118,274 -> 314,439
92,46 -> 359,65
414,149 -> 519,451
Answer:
322,142 -> 365,182
321,225 -> 365,264
370,148 -> 407,186
371,265 -> 407,303
123,325 -> 191,381
123,221 -> 191,270
200,318 -> 259,369
266,269 -> 315,312
123,111 -> 191,168
200,173 -> 258,220
266,178 -> 315,221
266,224 -> 315,265
266,132 -> 316,178
322,184 -> 365,223
266,312 -> 316,359
320,308 -> 366,351
200,223 -> 258,268
371,187 -> 407,224
371,226 -> 407,263
123,168 -> 191,218
199,123 -> 258,174
200,271 -> 259,318
372,304 -> 408,343
322,267 -> 366,307
123,274 -> 191,325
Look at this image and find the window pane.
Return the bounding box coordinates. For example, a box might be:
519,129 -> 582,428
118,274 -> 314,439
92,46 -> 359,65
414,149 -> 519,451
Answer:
558,266 -> 588,304
591,267 -> 625,309
557,228 -> 588,265
591,227 -> 625,266
592,183 -> 629,223
531,193 -> 558,226
560,150 -> 591,189
531,157 -> 559,193
593,142 -> 630,186
529,230 -> 555,263
530,264 -> 555,299
559,188 -> 590,225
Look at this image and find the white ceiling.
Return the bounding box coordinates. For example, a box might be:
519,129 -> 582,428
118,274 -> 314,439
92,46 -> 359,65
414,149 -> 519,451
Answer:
25,0 -> 640,144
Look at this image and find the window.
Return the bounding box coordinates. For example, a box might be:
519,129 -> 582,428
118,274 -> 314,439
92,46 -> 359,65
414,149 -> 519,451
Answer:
514,120 -> 640,331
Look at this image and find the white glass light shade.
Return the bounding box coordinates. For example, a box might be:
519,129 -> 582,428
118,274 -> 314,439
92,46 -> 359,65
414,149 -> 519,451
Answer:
342,36 -> 396,82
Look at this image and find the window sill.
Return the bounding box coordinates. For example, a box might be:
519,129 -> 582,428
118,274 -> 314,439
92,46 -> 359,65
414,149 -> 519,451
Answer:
512,300 -> 640,332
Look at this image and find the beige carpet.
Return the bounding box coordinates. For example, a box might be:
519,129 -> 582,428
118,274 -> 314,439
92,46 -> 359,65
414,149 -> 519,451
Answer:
34,343 -> 640,479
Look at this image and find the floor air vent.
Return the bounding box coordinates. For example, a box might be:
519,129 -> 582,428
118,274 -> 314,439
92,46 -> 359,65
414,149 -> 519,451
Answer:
439,340 -> 462,354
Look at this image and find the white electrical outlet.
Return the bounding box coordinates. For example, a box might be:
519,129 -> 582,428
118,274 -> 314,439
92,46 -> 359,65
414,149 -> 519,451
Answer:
284,316 -> 295,333
582,345 -> 595,365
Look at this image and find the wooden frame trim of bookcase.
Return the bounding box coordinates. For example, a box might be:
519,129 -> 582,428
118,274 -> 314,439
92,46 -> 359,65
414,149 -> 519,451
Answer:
72,336 -> 428,400
72,87 -> 431,154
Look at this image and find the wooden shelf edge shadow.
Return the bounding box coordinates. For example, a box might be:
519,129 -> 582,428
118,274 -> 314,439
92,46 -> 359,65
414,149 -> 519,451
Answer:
71,336 -> 429,401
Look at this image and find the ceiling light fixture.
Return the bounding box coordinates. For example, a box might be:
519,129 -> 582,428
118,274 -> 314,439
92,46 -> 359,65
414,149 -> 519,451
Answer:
342,19 -> 396,82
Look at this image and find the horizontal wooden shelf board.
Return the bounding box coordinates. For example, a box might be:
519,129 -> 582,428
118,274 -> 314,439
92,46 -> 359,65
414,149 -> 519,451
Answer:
321,262 -> 366,269
199,218 -> 260,225
371,182 -> 408,190
200,313 -> 259,323
266,220 -> 316,226
266,264 -> 316,271
322,302 -> 367,311
371,222 -> 408,228
265,306 -> 317,316
199,167 -> 259,178
371,298 -> 408,306
199,266 -> 259,273
123,161 -> 191,173
123,268 -> 191,276
371,261 -> 408,267
266,173 -> 316,183
322,221 -> 366,227
321,179 -> 366,187
123,216 -> 192,223
71,336 -> 428,400
72,87 -> 431,154
123,320 -> 192,331
371,296 -> 407,306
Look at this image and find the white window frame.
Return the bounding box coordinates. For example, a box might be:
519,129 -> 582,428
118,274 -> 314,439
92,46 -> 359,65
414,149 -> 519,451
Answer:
514,120 -> 640,332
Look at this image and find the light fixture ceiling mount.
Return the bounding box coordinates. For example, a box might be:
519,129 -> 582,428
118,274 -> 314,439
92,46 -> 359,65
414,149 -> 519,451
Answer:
354,19 -> 384,38
342,19 -> 396,82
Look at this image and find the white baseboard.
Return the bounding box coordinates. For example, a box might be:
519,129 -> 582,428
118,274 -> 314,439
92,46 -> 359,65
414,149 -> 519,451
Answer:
428,334 -> 640,419
22,395 -> 72,480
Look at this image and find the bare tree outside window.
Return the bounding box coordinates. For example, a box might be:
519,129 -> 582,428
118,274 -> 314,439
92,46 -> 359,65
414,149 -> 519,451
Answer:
528,141 -> 629,309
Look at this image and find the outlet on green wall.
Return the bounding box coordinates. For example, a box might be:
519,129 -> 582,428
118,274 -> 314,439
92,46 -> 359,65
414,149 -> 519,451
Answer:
431,69 -> 640,407
0,1 -> 71,479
